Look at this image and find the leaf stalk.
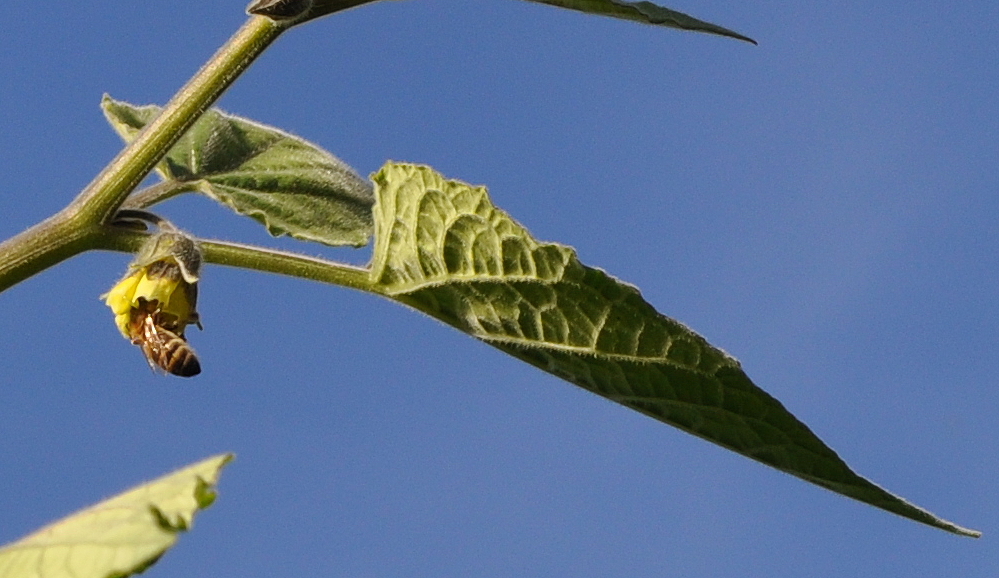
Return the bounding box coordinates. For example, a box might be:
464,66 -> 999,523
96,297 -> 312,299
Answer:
93,227 -> 378,294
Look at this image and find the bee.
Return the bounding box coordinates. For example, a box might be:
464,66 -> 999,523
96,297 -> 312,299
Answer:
127,299 -> 201,378
130,310 -> 201,377
104,220 -> 205,377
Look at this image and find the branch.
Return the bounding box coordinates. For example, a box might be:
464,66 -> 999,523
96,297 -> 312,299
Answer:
0,15 -> 287,295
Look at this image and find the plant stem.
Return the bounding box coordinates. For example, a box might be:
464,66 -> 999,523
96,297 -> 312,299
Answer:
94,227 -> 380,295
121,181 -> 202,210
0,2 -> 381,295
0,215 -> 104,293
201,240 -> 377,293
0,15 -> 286,295
68,16 -> 286,225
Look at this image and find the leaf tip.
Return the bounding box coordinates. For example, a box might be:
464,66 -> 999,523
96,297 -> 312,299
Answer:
949,524 -> 982,539
194,453 -> 235,510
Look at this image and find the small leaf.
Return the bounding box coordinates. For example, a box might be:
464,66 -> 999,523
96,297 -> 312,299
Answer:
0,454 -> 233,578
102,95 -> 374,248
369,162 -> 979,537
289,0 -> 754,44
525,0 -> 756,43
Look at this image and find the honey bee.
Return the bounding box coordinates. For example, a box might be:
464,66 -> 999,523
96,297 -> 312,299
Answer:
104,219 -> 206,377
126,298 -> 201,378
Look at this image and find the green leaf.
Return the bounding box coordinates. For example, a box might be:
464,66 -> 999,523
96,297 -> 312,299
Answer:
277,0 -> 390,25
0,454 -> 233,578
369,162 -> 979,537
525,0 -> 756,43
102,95 -> 374,248
285,0 -> 754,44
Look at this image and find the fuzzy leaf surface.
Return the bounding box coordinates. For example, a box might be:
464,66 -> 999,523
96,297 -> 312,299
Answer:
0,454 -> 233,578
292,0 -> 753,43
102,95 -> 374,247
368,162 -> 978,537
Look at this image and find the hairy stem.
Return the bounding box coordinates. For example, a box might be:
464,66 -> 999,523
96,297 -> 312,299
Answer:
0,15 -> 286,295
94,227 -> 380,294
121,180 -> 202,210
68,16 -> 286,225
0,214 -> 103,292
201,240 -> 377,292
0,2 -> 377,296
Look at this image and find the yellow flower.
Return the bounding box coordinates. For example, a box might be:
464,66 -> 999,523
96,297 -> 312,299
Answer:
103,229 -> 204,377
105,230 -> 202,336
104,257 -> 200,338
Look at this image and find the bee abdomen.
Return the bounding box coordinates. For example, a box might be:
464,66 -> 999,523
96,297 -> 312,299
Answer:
158,334 -> 202,377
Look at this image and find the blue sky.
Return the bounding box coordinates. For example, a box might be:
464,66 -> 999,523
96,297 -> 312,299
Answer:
1,0 -> 997,576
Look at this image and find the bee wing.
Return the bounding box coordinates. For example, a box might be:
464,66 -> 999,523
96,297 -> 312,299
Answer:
138,315 -> 168,374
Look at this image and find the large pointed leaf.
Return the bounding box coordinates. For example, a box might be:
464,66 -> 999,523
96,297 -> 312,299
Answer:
0,454 -> 233,578
102,95 -> 374,247
368,162 -> 978,537
283,0 -> 754,44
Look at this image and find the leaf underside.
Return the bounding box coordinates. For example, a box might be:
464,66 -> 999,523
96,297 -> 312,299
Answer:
0,454 -> 233,578
102,95 -> 374,248
294,0 -> 755,44
368,162 -> 978,537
